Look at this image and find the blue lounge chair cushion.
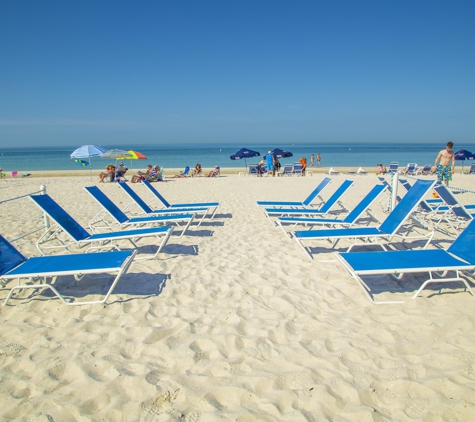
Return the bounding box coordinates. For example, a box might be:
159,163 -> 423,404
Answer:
339,249 -> 473,275
5,250 -> 133,277
295,227 -> 382,239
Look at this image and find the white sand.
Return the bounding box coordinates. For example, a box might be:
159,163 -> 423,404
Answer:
1,173 -> 475,420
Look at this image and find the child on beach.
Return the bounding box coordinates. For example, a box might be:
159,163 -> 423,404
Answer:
433,141 -> 455,186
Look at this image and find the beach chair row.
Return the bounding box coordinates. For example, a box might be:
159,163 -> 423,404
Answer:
0,181 -> 220,306
256,176 -> 475,304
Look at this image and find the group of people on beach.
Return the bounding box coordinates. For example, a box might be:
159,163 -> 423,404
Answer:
374,142 -> 456,186
309,153 -> 321,167
98,162 -> 163,183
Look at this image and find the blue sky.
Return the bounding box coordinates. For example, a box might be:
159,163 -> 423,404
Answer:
1,0 -> 474,147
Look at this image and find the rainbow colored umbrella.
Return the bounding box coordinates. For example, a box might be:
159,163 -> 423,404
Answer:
118,150 -> 147,168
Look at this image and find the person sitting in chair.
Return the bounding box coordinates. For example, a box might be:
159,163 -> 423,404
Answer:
206,166 -> 220,177
115,162 -> 128,180
192,163 -> 202,177
99,165 -> 115,182
131,164 -> 152,183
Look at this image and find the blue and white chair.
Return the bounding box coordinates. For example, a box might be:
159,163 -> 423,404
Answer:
140,180 -> 220,217
281,164 -> 294,176
115,183 -> 209,225
256,177 -> 332,209
292,179 -> 436,258
388,162 -> 399,174
0,234 -> 137,306
263,180 -> 354,220
29,194 -> 174,260
84,186 -> 197,235
404,163 -> 419,176
276,184 -> 386,234
337,217 -> 475,304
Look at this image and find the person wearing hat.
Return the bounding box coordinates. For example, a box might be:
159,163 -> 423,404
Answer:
115,161 -> 128,180
266,151 -> 275,177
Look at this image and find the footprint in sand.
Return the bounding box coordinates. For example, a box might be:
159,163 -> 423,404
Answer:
405,403 -> 428,419
140,389 -> 180,416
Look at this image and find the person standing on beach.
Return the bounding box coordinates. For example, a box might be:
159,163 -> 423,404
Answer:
316,153 -> 321,167
432,141 -> 455,186
266,151 -> 274,176
310,154 -> 314,167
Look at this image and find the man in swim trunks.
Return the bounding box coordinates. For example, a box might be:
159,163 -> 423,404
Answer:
432,141 -> 455,186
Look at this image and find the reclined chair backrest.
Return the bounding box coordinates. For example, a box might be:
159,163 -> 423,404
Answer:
378,179 -> 435,235
433,184 -> 473,220
388,162 -> 399,173
399,179 -> 432,212
317,180 -> 353,213
292,163 -> 303,175
181,166 -> 190,175
118,183 -> 154,214
302,177 -> 332,206
469,163 -> 475,174
342,184 -> 387,223
281,165 -> 293,176
84,186 -> 131,224
0,235 -> 26,276
29,194 -> 91,241
141,180 -> 172,208
248,164 -> 259,175
447,218 -> 475,263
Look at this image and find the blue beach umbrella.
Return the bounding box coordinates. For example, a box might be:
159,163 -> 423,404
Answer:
230,148 -> 260,169
455,149 -> 475,173
269,148 -> 293,159
70,145 -> 107,178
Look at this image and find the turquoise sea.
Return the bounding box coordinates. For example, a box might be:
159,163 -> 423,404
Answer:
0,142 -> 473,172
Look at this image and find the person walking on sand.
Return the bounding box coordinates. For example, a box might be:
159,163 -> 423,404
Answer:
432,141 -> 455,186
316,153 -> 321,167
310,154 -> 314,167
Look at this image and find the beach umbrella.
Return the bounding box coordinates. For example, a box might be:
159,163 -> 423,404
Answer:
117,150 -> 147,169
101,149 -> 133,160
70,145 -> 107,178
230,147 -> 260,169
454,149 -> 475,173
269,148 -> 293,158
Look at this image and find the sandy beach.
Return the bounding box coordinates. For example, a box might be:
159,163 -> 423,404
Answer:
1,173 -> 475,420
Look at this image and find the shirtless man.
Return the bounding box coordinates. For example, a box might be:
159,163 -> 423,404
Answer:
432,141 -> 455,186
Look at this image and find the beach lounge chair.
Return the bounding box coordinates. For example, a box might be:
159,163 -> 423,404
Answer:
426,184 -> 475,236
178,166 -> 191,177
417,164 -> 433,176
281,164 -> 293,176
404,163 -> 419,176
337,217 -> 475,304
0,170 -> 5,179
140,180 -> 220,217
248,164 -> 259,176
115,183 -> 208,226
292,179 -> 436,259
29,194 -> 174,260
256,177 -> 332,209
263,180 -> 354,220
462,163 -> 475,175
276,184 -> 386,233
0,234 -> 137,306
84,186 -> 197,235
388,162 -> 399,174
357,167 -> 367,175
11,171 -> 18,178
292,163 -> 304,176
326,167 -> 340,176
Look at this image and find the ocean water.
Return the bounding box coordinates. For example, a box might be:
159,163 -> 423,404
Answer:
0,142 -> 473,172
